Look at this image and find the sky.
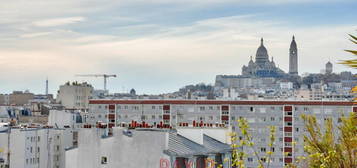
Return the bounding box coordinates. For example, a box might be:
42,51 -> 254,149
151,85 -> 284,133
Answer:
0,0 -> 356,95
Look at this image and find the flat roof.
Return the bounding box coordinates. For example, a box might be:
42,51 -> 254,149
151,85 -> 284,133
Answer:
89,99 -> 355,106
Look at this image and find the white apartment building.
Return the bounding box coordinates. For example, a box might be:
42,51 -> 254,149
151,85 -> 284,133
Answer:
56,82 -> 93,110
66,127 -> 232,168
87,99 -> 356,167
0,127 -> 75,168
48,109 -> 83,129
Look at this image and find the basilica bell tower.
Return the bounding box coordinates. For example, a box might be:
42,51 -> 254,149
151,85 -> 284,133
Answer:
289,36 -> 298,75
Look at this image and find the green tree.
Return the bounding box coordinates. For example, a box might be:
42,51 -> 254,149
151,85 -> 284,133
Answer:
301,33 -> 357,168
230,118 -> 276,168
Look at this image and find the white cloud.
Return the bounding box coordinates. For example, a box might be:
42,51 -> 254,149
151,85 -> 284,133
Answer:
20,32 -> 53,38
0,0 -> 355,94
32,17 -> 86,27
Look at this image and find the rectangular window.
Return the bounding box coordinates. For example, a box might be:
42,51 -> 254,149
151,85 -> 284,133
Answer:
260,147 -> 266,152
101,156 -> 107,164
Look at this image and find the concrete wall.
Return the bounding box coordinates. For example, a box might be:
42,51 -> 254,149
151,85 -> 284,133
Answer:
67,128 -> 169,168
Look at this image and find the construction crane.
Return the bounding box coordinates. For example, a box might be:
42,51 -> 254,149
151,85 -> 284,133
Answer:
75,74 -> 117,91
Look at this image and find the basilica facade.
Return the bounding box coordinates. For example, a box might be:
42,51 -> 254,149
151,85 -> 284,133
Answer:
241,37 -> 298,78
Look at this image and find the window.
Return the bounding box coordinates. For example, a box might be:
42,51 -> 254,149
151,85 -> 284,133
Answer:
260,147 -> 266,152
152,106 -> 155,109
271,117 -> 275,121
285,111 -> 292,116
200,106 -> 205,111
209,106 -> 213,110
261,158 -> 266,162
101,156 -> 107,164
248,158 -> 253,162
152,115 -> 155,119
295,127 -> 299,132
250,107 -> 254,112
285,142 -> 292,147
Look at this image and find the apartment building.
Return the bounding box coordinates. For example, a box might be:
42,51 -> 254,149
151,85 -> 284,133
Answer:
87,99 -> 356,167
0,127 -> 75,168
0,91 -> 34,106
65,127 -> 232,168
56,82 -> 93,110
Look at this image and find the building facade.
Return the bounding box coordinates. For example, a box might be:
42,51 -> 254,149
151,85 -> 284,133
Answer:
326,61 -> 333,74
87,99 -> 356,167
0,91 -> 34,106
56,82 -> 93,110
0,128 -> 74,168
242,38 -> 285,78
66,127 -> 231,168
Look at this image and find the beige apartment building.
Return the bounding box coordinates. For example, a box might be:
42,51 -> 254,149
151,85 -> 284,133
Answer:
0,91 -> 34,105
56,82 -> 93,110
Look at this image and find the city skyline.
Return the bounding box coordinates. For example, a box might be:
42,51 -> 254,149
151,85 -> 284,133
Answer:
0,0 -> 356,94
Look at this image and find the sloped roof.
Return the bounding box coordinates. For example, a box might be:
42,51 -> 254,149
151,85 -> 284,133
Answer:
164,132 -> 231,157
165,132 -> 210,157
203,134 -> 231,153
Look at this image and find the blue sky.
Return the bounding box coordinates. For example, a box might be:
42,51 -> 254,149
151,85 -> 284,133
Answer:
0,0 -> 356,95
